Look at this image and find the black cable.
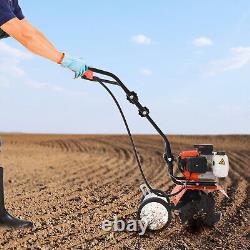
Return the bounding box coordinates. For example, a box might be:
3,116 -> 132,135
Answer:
95,77 -> 185,198
95,78 -> 151,189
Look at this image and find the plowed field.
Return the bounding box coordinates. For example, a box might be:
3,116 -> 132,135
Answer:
0,134 -> 249,249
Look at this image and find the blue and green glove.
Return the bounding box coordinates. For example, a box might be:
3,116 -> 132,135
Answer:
61,54 -> 88,78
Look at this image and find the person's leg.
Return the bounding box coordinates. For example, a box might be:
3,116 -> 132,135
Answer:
0,166 -> 33,228
0,137 -> 32,228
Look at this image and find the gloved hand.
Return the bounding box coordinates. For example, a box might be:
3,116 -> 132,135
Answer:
61,54 -> 88,78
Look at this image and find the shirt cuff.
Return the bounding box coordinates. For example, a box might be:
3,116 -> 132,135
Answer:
0,13 -> 16,26
15,11 -> 25,20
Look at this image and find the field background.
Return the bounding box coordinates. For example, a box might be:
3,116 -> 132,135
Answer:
0,134 -> 249,249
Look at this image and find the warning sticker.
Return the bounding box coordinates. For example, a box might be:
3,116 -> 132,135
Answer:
219,158 -> 225,165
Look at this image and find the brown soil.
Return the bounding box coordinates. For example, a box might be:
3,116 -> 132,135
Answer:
0,134 -> 249,250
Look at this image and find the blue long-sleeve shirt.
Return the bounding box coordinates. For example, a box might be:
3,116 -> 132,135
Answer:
0,0 -> 24,39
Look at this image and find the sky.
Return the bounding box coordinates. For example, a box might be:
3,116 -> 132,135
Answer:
0,0 -> 250,134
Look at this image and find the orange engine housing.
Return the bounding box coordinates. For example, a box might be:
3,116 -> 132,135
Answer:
179,150 -> 202,181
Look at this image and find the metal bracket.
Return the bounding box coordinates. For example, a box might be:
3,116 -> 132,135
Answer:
140,183 -> 151,197
139,107 -> 149,117
127,91 -> 138,104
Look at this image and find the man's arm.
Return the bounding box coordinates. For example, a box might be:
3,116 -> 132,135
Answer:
0,18 -> 64,63
0,16 -> 88,78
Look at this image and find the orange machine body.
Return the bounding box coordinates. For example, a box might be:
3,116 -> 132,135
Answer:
179,150 -> 201,181
171,184 -> 225,206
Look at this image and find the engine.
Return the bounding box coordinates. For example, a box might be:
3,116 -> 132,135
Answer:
178,144 -> 229,181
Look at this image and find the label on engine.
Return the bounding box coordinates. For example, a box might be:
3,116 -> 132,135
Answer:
218,158 -> 225,165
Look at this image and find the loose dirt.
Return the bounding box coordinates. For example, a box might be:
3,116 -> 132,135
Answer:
0,134 -> 249,249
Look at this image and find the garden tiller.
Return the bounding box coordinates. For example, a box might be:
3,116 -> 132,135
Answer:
82,68 -> 230,230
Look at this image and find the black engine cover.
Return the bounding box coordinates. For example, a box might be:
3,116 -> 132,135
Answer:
186,156 -> 208,173
194,144 -> 213,155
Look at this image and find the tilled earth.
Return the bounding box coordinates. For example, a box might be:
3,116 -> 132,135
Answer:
0,134 -> 249,249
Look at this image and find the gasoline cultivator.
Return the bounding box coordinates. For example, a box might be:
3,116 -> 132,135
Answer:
82,68 -> 229,231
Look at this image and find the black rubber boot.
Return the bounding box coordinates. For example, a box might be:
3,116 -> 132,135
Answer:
0,167 -> 33,228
